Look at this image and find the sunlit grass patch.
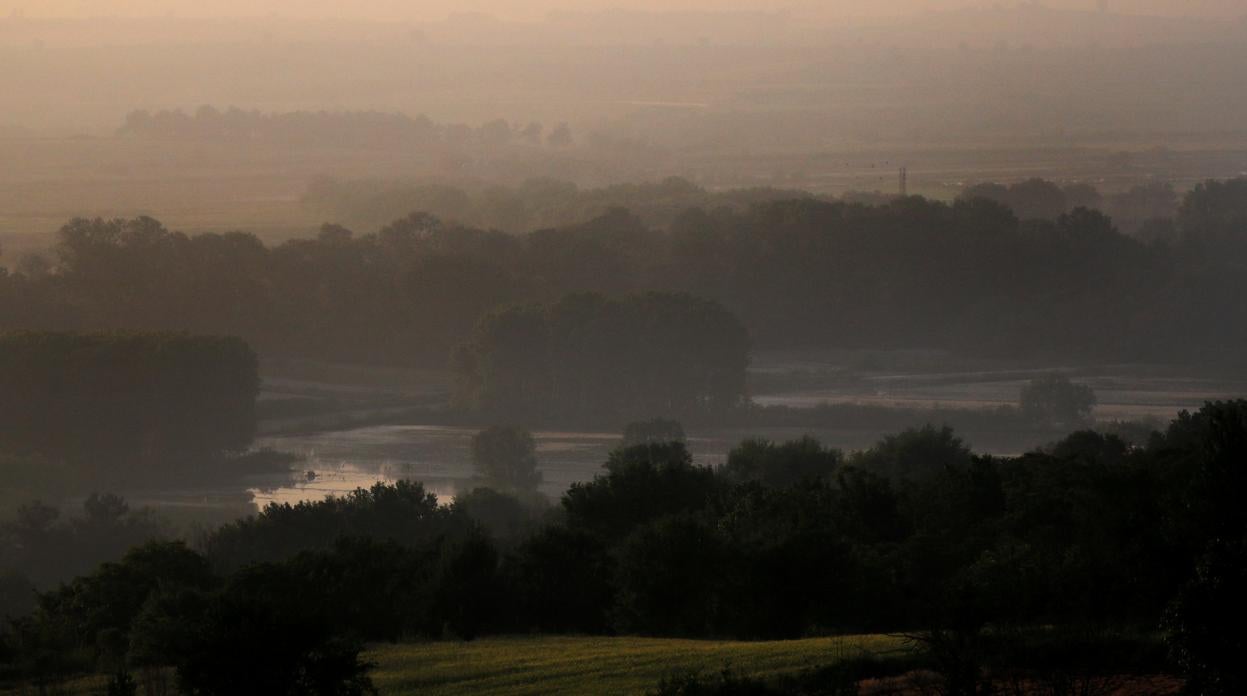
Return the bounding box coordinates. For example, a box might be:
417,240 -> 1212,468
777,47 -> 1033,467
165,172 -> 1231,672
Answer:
367,634 -> 909,696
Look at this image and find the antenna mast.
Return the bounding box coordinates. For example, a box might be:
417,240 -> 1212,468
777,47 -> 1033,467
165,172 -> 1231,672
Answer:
899,167 -> 908,197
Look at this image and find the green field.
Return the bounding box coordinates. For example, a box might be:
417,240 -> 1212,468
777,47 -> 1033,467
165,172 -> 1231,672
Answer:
365,634 -> 909,696
0,635 -> 909,695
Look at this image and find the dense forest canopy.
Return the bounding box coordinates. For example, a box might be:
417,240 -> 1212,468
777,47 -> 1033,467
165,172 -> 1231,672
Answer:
958,178 -> 1180,236
0,332 -> 258,478
452,292 -> 750,423
8,402 -> 1247,691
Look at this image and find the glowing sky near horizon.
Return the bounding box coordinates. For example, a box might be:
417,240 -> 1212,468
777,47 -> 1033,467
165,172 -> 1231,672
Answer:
1,0 -> 1244,22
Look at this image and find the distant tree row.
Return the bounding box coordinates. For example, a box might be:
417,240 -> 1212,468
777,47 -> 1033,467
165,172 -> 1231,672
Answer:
120,107 -> 576,150
452,292 -> 750,423
0,493 -> 164,603
314,175 -> 1177,241
960,177 -> 1179,237
3,179 -> 1247,373
7,402 -> 1247,692
302,176 -> 815,234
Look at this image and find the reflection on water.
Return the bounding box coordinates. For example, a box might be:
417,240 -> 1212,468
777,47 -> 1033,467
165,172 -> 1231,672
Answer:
253,410 -> 1141,508
252,424 -> 731,507
753,371 -> 1247,420
250,463 -> 458,508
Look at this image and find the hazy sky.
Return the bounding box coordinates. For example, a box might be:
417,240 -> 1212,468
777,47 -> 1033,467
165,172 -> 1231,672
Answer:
3,1 -> 1245,22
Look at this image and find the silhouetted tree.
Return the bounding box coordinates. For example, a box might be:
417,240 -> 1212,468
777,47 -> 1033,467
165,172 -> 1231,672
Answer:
469,426 -> 542,493
508,525 -> 615,633
454,292 -> 749,423
565,442 -> 718,541
171,564 -> 377,696
614,514 -> 724,636
1179,177 -> 1247,258
1,494 -> 166,588
434,531 -> 502,641
622,418 -> 686,447
1020,375 -> 1096,428
451,487 -> 542,544
961,178 -> 1069,220
1165,538 -> 1247,696
204,481 -> 462,571
852,425 -> 973,481
0,331 -> 259,481
1105,182 -> 1178,237
721,436 -> 840,487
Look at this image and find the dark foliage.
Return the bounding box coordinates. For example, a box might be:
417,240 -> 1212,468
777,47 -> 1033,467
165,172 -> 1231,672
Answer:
564,442 -> 720,541
1019,374 -> 1097,428
0,331 -> 258,480
849,425 -> 972,482
450,487 -> 543,546
622,418 -> 687,447
650,669 -> 780,696
202,480 -> 467,572
33,541 -> 214,659
720,436 -> 840,487
5,402 -> 1247,691
4,180 -> 1245,381
507,525 -> 615,634
453,292 -> 749,423
469,426 -> 542,492
170,563 -> 376,696
304,176 -> 815,235
1164,539 -> 1247,696
0,494 -> 166,588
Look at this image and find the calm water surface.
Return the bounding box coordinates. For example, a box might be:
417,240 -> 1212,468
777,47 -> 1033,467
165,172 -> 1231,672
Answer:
253,425 -> 735,506
250,365 -> 1242,507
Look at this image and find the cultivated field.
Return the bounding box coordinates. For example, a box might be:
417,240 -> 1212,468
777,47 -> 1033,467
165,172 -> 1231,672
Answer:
0,635 -> 909,695
365,635 -> 909,696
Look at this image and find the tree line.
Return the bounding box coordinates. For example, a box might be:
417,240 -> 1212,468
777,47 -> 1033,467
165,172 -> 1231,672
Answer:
3,179 -> 1246,373
302,176 -> 814,235
0,332 -> 258,484
4,402 -> 1246,693
309,174 -> 1174,240
959,178 -> 1179,236
120,107 -> 577,152
0,373 -> 1098,604
452,292 -> 749,423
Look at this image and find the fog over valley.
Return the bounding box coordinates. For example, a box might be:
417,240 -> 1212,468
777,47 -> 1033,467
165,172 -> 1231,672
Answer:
1,1 -> 1246,693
